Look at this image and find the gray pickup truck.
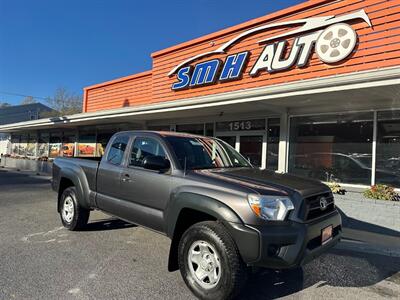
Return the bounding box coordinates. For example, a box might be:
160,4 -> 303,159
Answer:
52,131 -> 341,300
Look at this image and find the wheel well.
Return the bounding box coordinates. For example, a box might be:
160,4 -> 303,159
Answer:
57,177 -> 74,212
168,208 -> 217,272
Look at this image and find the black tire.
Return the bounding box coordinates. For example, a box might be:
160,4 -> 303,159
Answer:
178,221 -> 248,300
59,186 -> 90,231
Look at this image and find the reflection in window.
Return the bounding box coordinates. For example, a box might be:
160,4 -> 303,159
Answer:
97,131 -> 115,157
376,111 -> 400,187
62,132 -> 75,157
289,113 -> 373,185
38,132 -> 49,157
49,132 -> 62,158
27,134 -> 37,157
166,136 -> 250,170
107,135 -> 129,165
130,137 -> 166,167
78,130 -> 96,157
11,135 -> 20,155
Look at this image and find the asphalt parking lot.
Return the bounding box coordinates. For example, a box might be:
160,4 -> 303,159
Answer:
0,169 -> 399,300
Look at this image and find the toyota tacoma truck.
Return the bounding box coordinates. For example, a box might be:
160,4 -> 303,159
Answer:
52,131 -> 341,300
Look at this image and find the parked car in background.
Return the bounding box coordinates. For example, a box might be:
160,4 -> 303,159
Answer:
291,152 -> 400,186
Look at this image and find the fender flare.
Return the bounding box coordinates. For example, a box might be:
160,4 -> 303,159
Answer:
58,168 -> 91,210
165,191 -> 243,238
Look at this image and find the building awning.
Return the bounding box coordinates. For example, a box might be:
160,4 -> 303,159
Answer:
1,67 -> 399,133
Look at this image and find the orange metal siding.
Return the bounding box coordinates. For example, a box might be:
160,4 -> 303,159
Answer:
84,71 -> 152,112
84,0 -> 400,113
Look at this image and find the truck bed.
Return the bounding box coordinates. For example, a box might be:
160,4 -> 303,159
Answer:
52,157 -> 101,195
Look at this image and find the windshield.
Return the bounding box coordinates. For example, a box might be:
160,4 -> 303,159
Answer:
165,136 -> 252,170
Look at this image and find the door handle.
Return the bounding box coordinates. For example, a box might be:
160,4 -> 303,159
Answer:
121,174 -> 132,182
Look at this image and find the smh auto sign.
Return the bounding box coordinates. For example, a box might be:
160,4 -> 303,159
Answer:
170,10 -> 372,91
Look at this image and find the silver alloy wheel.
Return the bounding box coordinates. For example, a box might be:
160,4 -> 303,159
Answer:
62,196 -> 74,223
188,240 -> 221,289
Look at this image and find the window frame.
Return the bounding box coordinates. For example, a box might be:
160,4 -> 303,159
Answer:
126,135 -> 172,171
105,133 -> 131,166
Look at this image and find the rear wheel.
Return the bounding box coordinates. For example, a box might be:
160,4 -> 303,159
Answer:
178,221 -> 248,300
60,187 -> 89,231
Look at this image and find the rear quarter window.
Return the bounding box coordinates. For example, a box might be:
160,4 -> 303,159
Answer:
106,135 -> 130,165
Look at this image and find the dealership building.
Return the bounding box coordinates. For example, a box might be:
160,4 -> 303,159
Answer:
1,0 -> 400,189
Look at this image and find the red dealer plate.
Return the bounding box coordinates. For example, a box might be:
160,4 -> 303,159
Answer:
321,225 -> 333,245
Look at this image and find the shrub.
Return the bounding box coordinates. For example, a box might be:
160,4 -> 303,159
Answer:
363,184 -> 399,201
326,182 -> 346,195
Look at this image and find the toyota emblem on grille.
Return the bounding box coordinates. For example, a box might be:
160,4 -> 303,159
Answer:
319,197 -> 328,210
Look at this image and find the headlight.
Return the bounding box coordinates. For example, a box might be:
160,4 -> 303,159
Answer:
247,194 -> 294,221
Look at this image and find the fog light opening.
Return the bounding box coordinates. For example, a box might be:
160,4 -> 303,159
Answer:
267,245 -> 281,257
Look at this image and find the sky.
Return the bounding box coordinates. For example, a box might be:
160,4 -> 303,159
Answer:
0,0 -> 304,105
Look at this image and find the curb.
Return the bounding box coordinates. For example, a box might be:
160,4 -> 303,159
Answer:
1,167 -> 52,181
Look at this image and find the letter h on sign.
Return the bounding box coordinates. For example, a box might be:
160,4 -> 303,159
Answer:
219,51 -> 250,82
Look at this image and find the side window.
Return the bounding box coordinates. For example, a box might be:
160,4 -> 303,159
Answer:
130,137 -> 166,167
106,135 -> 129,165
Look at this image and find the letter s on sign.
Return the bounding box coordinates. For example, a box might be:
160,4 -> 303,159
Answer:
172,66 -> 192,90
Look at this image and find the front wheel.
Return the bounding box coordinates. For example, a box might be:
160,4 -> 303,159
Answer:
178,221 -> 248,300
59,186 -> 90,231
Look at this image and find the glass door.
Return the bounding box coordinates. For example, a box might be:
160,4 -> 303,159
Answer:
216,118 -> 280,170
239,135 -> 264,168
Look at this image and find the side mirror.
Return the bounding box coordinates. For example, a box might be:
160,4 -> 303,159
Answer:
142,156 -> 170,172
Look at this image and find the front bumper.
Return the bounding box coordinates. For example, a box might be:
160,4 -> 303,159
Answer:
226,210 -> 342,269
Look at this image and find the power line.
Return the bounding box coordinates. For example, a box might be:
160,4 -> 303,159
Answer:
0,91 -> 48,101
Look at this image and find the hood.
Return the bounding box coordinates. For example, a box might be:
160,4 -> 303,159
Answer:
193,168 -> 330,197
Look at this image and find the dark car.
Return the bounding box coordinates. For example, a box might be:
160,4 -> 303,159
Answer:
52,131 -> 341,300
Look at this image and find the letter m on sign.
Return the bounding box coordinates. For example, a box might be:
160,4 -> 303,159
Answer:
190,59 -> 221,87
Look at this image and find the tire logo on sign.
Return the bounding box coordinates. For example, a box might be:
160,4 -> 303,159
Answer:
315,23 -> 357,64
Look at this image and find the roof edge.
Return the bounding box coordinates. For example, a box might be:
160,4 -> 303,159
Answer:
1,66 -> 399,133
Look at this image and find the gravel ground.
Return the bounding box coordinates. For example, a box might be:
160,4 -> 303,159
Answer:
0,169 -> 399,299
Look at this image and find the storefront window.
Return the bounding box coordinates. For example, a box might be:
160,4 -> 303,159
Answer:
267,118 -> 280,171
26,133 -> 37,157
205,123 -> 214,137
176,124 -> 204,135
19,134 -> 28,156
78,130 -> 96,157
49,132 -> 62,158
11,135 -> 20,155
62,131 -> 76,157
38,132 -> 49,157
97,130 -> 115,157
289,113 -> 373,185
376,111 -> 400,187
